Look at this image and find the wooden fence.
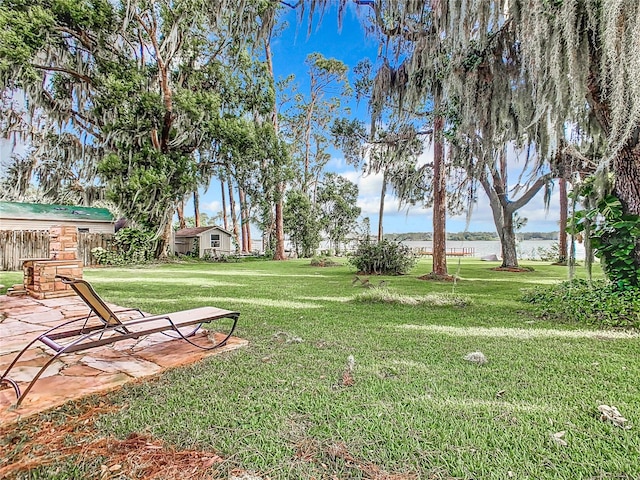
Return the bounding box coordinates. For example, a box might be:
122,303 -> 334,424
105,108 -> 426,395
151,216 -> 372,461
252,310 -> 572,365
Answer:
0,230 -> 114,271
78,232 -> 115,267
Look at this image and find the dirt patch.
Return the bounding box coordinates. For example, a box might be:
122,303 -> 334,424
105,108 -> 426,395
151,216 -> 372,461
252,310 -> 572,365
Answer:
326,441 -> 419,479
294,439 -> 420,480
417,273 -> 457,282
0,402 -> 225,479
490,266 -> 535,272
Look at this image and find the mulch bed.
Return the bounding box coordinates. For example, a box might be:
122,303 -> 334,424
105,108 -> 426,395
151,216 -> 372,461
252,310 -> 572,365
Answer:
0,402 -> 226,479
1,394 -> 443,480
417,273 -> 457,282
490,266 -> 535,272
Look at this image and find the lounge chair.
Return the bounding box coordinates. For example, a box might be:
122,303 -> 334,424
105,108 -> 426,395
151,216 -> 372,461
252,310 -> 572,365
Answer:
1,275 -> 240,406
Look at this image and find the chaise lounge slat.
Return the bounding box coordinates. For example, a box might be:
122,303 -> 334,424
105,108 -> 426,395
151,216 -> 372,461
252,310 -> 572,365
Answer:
0,276 -> 240,406
47,307 -> 237,354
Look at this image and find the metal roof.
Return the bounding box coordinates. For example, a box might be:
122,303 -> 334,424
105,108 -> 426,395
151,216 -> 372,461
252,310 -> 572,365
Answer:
175,226 -> 231,237
0,201 -> 114,222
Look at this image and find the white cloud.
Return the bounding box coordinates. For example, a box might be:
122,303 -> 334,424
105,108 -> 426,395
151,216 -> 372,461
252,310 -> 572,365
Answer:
326,156 -> 347,171
345,170 -> 384,197
201,200 -> 222,213
355,171 -> 563,233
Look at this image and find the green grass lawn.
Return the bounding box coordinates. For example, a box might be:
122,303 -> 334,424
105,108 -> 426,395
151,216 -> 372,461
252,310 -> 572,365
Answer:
1,259 -> 638,479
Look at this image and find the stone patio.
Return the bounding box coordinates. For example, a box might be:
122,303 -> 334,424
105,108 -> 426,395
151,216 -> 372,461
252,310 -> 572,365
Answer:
0,294 -> 247,425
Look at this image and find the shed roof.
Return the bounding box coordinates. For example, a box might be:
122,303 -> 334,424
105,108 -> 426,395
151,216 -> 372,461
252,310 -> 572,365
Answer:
175,225 -> 231,237
0,201 -> 114,222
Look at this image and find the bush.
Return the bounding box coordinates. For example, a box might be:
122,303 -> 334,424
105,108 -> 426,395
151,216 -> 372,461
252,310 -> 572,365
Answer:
91,228 -> 155,265
536,242 -> 560,262
91,246 -> 123,265
203,253 -> 241,263
522,279 -> 640,329
310,257 -> 341,267
348,240 -> 416,275
352,287 -> 470,307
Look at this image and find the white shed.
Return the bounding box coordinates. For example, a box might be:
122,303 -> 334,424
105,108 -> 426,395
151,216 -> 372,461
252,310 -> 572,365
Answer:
173,226 -> 234,258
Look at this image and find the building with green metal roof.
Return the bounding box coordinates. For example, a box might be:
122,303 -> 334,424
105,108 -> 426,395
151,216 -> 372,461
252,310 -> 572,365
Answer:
0,201 -> 114,233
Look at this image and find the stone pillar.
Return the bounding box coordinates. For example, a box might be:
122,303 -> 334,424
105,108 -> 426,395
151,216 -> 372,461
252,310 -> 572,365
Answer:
18,225 -> 84,299
49,225 -> 78,260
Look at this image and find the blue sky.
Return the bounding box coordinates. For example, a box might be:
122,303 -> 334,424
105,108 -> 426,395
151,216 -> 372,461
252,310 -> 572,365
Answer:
0,4 -> 563,234
198,4 -> 563,234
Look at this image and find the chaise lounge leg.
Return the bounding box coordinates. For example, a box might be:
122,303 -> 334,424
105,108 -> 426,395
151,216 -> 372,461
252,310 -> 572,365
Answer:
13,350 -> 68,407
0,377 -> 20,400
166,314 -> 239,350
0,336 -> 50,403
0,314 -> 97,403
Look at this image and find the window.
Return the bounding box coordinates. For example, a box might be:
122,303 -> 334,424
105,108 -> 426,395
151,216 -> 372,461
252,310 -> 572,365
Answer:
210,234 -> 220,248
78,228 -> 90,233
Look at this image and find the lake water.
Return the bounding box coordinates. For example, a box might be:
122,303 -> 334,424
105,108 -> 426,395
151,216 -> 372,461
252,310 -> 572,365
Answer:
399,239 -> 586,260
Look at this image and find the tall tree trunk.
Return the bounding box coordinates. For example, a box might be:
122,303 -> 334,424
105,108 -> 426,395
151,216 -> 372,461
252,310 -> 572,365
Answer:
431,102 -> 448,276
378,171 -> 387,242
228,177 -> 240,252
265,35 -> 287,260
274,185 -> 286,259
482,182 -> 518,268
613,148 -> 640,268
176,198 -> 186,229
302,83 -> 316,196
480,160 -> 551,268
156,207 -> 174,258
239,187 -> 249,253
558,177 -> 568,263
586,36 -> 640,271
499,206 -> 518,268
220,179 -> 228,231
246,206 -> 252,252
193,191 -> 200,227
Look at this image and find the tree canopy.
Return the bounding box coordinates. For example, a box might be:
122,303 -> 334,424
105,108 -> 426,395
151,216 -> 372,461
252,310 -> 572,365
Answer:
339,0 -> 640,276
0,0 -> 279,251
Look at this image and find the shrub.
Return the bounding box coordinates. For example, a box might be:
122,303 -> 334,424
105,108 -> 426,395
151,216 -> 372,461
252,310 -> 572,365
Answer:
569,188 -> 640,290
92,228 -> 155,265
310,257 -> 340,267
91,246 -> 123,266
113,227 -> 155,262
204,253 -> 241,263
536,242 -> 560,262
522,279 -> 640,329
352,287 -> 470,307
348,240 -> 416,275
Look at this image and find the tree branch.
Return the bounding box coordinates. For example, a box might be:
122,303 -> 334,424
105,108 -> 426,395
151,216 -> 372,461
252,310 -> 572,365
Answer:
55,26 -> 96,50
478,171 -> 504,230
41,90 -> 103,140
134,12 -> 173,152
487,161 -> 507,205
508,173 -> 553,213
31,65 -> 93,85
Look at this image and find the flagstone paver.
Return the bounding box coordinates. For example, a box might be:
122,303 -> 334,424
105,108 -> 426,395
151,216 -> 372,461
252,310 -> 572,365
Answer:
81,354 -> 163,377
1,321 -> 50,340
0,294 -> 247,425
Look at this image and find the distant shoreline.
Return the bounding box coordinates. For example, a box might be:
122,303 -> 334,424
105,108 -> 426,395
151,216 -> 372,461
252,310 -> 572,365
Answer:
397,239 -> 586,260
384,231 -> 561,242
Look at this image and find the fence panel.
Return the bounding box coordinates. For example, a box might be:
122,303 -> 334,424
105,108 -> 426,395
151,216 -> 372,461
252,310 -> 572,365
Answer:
0,231 -> 49,271
77,233 -> 114,266
0,230 -> 114,271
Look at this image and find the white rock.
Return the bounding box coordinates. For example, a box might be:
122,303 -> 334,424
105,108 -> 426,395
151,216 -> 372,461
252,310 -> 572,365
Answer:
464,351 -> 488,364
